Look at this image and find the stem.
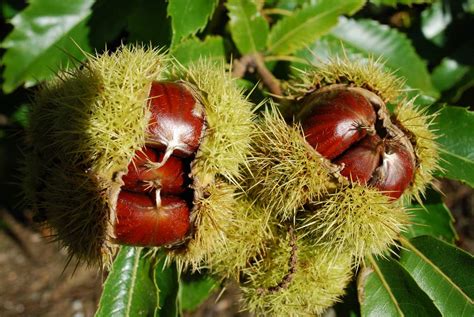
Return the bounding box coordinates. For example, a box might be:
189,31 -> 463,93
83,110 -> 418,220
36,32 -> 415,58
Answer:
232,54 -> 282,96
257,225 -> 298,294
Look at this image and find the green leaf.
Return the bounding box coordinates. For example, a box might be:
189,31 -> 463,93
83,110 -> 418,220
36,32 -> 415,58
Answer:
359,255 -> 441,317
370,0 -> 434,6
179,274 -> 217,312
432,58 -> 471,93
266,0 -> 364,55
171,36 -> 225,65
433,105 -> 474,187
88,0 -> 134,49
403,189 -> 457,243
96,247 -> 157,317
226,0 -> 269,54
154,256 -> 179,317
294,18 -> 439,97
128,0 -> 172,47
1,0 -> 94,93
421,1 -> 451,47
168,0 -> 218,44
400,236 -> 474,316
328,18 -> 438,97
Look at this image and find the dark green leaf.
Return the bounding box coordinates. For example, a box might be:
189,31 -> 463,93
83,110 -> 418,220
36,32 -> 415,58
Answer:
266,0 -> 364,55
432,58 -> 471,93
400,236 -> 474,316
168,0 -> 219,44
96,247 -> 157,317
154,255 -> 179,317
179,274 -> 217,312
431,40 -> 474,102
295,18 -> 439,97
226,0 -> 269,54
88,0 -> 134,49
171,36 -> 225,65
370,0 -> 434,6
1,0 -> 94,93
421,1 -> 451,47
359,256 -> 441,317
128,0 -> 171,47
403,189 -> 457,243
433,105 -> 474,187
10,103 -> 30,128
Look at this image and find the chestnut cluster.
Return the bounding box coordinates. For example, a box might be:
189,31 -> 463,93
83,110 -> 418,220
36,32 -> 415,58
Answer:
298,87 -> 415,199
115,82 -> 205,246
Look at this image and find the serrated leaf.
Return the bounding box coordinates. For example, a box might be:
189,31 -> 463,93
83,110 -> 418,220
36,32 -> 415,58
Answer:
433,105 -> 474,187
154,256 -> 179,317
171,36 -> 225,65
266,0 -> 364,55
327,18 -> 438,97
1,0 -> 94,93
226,0 -> 269,54
179,273 -> 217,312
400,236 -> 474,316
359,256 -> 441,317
294,19 -> 439,98
403,189 -> 457,243
127,0 -> 171,47
96,247 -> 157,317
168,0 -> 218,44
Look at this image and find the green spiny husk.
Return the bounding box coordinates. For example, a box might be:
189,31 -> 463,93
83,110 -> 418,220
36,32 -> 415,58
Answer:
289,56 -> 404,106
206,197 -> 274,280
299,184 -> 409,262
240,229 -> 353,316
26,45 -> 168,266
24,47 -> 256,267
244,107 -> 340,221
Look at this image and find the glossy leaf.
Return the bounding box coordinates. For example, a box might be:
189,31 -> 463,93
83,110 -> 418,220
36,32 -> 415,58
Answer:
96,247 -> 157,317
226,0 -> 269,54
1,0 -> 94,93
400,236 -> 474,316
127,0 -> 171,47
421,1 -> 451,46
370,0 -> 434,6
295,18 -> 439,97
359,256 -> 441,317
433,105 -> 474,187
267,0 -> 364,55
168,0 -> 218,44
154,255 -> 179,317
171,36 -> 225,65
432,58 -> 471,93
403,189 -> 457,243
179,274 -> 217,312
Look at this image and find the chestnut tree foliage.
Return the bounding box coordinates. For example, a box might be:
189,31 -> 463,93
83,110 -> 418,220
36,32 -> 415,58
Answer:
1,0 -> 473,316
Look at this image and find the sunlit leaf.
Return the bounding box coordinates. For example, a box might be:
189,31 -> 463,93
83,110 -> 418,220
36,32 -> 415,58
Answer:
96,247 -> 157,317
1,0 -> 94,93
168,0 -> 218,44
267,0 -> 364,55
227,0 -> 269,54
400,236 -> 474,316
359,256 -> 441,316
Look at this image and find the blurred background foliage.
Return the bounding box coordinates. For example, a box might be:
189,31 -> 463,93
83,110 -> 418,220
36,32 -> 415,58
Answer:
0,0 -> 473,316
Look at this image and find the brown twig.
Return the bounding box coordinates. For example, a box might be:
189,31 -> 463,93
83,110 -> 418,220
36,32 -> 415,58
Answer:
257,225 -> 298,294
232,53 -> 282,96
